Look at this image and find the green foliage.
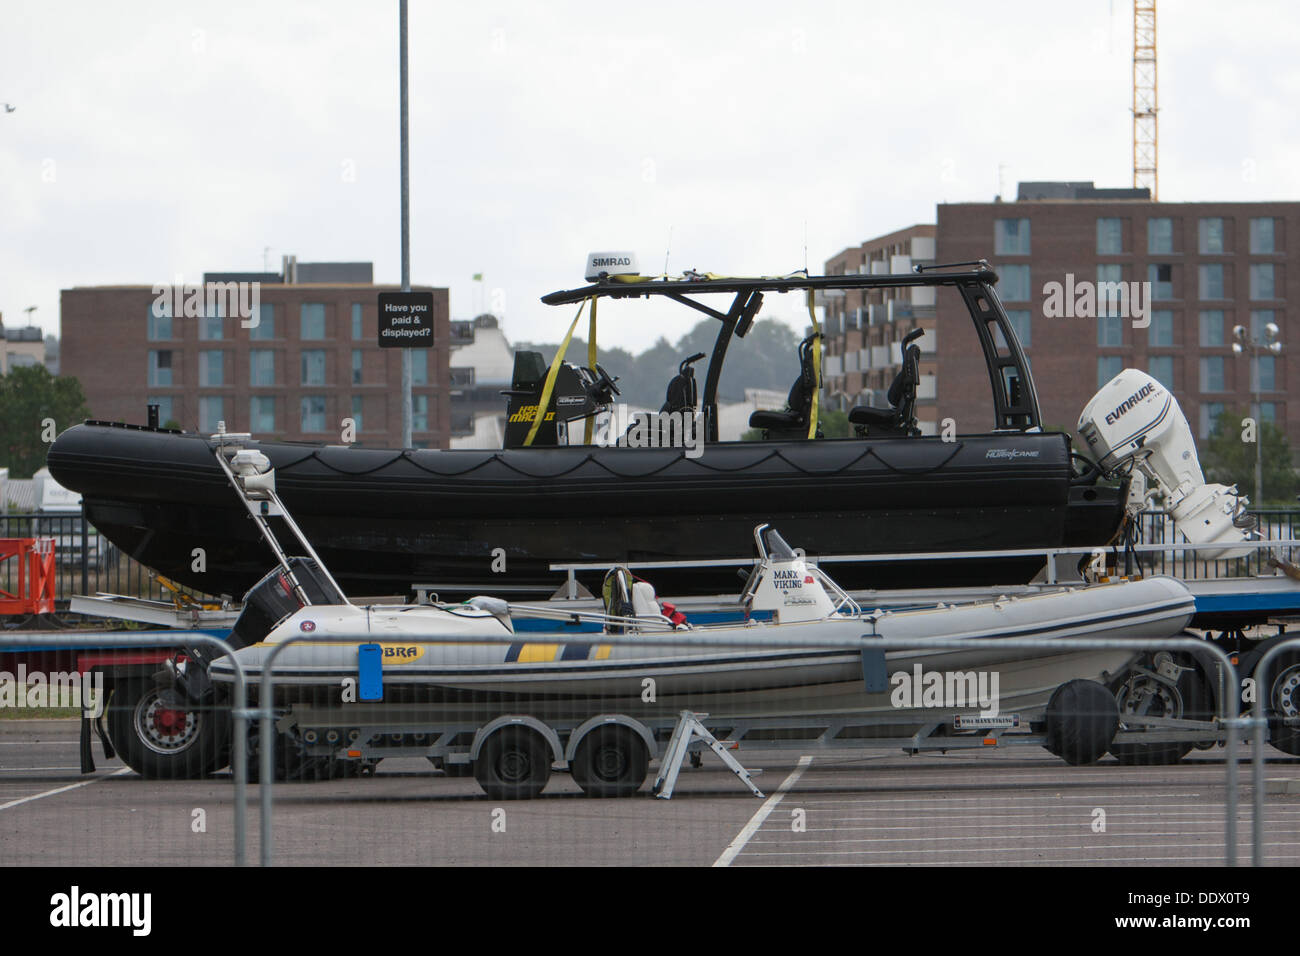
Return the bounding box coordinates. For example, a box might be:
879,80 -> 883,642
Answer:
0,365 -> 91,479
515,318 -> 800,409
1200,407 -> 1300,505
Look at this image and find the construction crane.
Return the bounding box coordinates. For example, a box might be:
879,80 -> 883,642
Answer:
1133,0 -> 1158,199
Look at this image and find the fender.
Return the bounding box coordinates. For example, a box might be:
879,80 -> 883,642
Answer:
470,715 -> 564,765
564,714 -> 657,765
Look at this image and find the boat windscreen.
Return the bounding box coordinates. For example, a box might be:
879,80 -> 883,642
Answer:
763,528 -> 798,559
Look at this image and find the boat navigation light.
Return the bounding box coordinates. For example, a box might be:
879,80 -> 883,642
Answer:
584,251 -> 640,282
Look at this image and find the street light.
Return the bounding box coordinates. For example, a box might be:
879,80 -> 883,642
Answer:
1232,321 -> 1283,506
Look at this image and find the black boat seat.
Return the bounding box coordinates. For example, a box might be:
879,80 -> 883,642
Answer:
849,328 -> 924,437
750,333 -> 822,438
661,352 -> 705,415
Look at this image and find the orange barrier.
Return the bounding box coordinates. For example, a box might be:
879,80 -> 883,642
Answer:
0,538 -> 56,615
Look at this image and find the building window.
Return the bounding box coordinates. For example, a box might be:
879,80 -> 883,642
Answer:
250,349 -> 276,386
1149,263 -> 1173,300
1198,218 -> 1225,255
147,303 -> 172,341
300,396 -> 327,432
1098,356 -> 1123,388
1097,314 -> 1124,347
1199,310 -> 1225,347
994,218 -> 1031,255
351,396 -> 364,433
412,394 -> 429,432
1201,402 -> 1226,439
199,350 -> 224,387
1254,355 -> 1277,392
250,396 -> 276,433
1198,263 -> 1225,300
1250,263 -> 1275,300
148,350 -> 173,386
199,396 -> 224,433
1149,355 -> 1175,390
147,395 -> 174,425
1005,310 -> 1031,348
1148,310 -> 1174,347
1200,356 -> 1225,392
411,350 -> 428,385
352,304 -> 364,340
1250,309 -> 1276,339
250,303 -> 275,340
301,349 -> 326,385
352,349 -> 363,385
301,303 -> 326,339
999,264 -> 1030,302
1260,402 -> 1278,425
199,310 -> 224,341
1250,217 -> 1275,254
1096,218 -> 1123,255
1097,264 -> 1123,315
1147,218 -> 1173,254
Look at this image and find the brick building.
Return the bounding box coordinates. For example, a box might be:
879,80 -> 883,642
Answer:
60,260 -> 452,447
826,184 -> 1298,444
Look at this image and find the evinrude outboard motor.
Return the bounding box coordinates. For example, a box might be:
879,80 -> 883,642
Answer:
1078,369 -> 1256,559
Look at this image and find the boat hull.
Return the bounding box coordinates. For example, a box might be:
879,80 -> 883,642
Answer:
48,422 -> 1127,599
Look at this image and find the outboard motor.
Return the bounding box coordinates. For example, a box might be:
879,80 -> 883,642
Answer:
1078,369 -> 1256,559
503,351 -> 619,448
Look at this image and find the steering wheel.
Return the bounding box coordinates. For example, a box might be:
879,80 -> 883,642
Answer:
594,363 -> 621,396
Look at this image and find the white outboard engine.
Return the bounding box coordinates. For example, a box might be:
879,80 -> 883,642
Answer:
1078,369 -> 1256,560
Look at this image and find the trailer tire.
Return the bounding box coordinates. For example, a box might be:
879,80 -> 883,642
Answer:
1043,679 -> 1118,766
1264,652 -> 1300,756
1108,653 -> 1210,766
474,727 -> 550,800
570,726 -> 648,797
106,679 -> 229,780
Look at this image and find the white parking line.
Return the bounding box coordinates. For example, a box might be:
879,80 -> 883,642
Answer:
0,768 -> 129,812
714,755 -> 813,867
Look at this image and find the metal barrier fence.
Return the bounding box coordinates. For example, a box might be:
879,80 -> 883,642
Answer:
0,512 -> 208,608
250,631 -> 1250,866
0,631 -> 251,865
1134,508 -> 1300,579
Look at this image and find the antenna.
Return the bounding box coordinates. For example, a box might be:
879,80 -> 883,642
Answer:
663,226 -> 673,277
803,220 -> 808,275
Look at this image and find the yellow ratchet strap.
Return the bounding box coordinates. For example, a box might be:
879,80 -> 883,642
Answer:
584,296 -> 598,444
524,297 -> 588,447
806,289 -> 821,440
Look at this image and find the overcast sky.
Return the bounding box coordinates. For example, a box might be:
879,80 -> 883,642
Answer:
3,0 -> 1298,353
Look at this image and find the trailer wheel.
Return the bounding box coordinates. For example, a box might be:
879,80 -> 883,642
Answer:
107,679 -> 228,780
1265,652 -> 1300,756
570,726 -> 648,798
1043,679 -> 1118,766
473,727 -> 550,800
1108,653 -> 1211,766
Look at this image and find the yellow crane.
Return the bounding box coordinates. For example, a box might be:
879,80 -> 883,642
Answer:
1133,0 -> 1158,198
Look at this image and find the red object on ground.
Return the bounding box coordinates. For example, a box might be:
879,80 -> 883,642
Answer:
0,538 -> 56,615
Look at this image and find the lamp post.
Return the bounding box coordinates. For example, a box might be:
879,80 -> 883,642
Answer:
1232,321 -> 1283,506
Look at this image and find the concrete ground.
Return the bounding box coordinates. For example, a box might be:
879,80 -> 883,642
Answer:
2,719 -> 1298,866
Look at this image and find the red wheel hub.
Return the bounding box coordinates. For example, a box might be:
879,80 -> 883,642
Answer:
152,706 -> 189,736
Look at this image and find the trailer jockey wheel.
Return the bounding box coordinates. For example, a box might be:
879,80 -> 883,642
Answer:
473,727 -> 551,800
570,726 -> 648,798
107,679 -> 228,780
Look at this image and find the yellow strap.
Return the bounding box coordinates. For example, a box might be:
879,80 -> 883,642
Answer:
583,296 -> 598,444
806,289 -> 821,440
524,298 -> 587,447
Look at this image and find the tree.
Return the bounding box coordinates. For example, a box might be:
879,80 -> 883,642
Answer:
0,365 -> 91,479
1200,407 -> 1299,505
